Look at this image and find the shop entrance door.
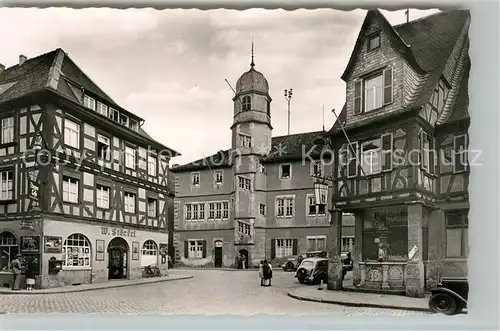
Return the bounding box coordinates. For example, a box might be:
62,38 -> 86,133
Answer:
108,237 -> 129,280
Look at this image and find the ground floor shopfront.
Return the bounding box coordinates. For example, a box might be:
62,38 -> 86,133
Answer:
330,201 -> 468,297
0,217 -> 170,289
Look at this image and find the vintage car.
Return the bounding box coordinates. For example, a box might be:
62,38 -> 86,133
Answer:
294,257 -> 329,284
428,277 -> 468,315
281,251 -> 328,271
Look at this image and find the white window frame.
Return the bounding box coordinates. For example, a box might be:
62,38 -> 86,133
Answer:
206,201 -> 228,220
242,96 -> 251,112
125,146 -> 136,169
453,134 -> 469,173
188,240 -> 204,259
259,203 -> 266,216
364,74 -> 384,112
239,133 -> 252,148
147,198 -> 158,217
62,176 -> 79,203
214,170 -> 223,185
0,170 -> 14,201
310,160 -> 324,177
191,172 -> 200,187
142,240 -> 158,256
148,154 -> 157,176
124,192 -> 136,213
237,221 -> 251,236
83,95 -> 96,110
64,118 -> 80,149
306,235 -> 327,252
62,233 -> 91,269
96,101 -> 108,117
275,238 -> 294,258
1,117 -> 14,144
279,163 -> 292,179
120,114 -> 129,127
360,139 -> 381,175
276,195 -> 294,218
185,203 -> 205,221
238,176 -> 251,190
130,119 -> 139,132
0,232 -> 18,271
222,201 -> 229,219
97,134 -> 111,161
96,184 -> 110,209
109,107 -> 119,122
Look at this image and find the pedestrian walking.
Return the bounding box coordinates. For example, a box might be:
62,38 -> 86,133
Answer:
258,260 -> 264,286
262,259 -> 272,287
11,254 -> 22,291
25,256 -> 36,290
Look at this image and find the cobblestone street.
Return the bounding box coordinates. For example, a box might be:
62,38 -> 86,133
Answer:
0,270 -> 431,316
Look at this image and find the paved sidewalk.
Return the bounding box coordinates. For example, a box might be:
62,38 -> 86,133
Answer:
288,286 -> 430,312
0,273 -> 192,295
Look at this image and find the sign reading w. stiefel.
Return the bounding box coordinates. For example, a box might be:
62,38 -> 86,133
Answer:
101,226 -> 136,238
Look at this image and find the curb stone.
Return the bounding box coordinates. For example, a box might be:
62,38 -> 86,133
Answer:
0,275 -> 193,295
287,292 -> 431,313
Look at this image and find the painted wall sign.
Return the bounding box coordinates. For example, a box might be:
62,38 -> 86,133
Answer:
44,236 -> 63,253
20,236 -> 41,254
159,243 -> 168,256
101,227 -> 136,238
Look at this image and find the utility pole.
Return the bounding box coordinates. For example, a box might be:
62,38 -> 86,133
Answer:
284,88 -> 293,135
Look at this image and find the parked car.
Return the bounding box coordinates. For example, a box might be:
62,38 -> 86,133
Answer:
294,257 -> 329,284
281,251 -> 328,271
428,277 -> 468,315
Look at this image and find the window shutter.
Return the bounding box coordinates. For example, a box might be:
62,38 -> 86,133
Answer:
381,133 -> 393,171
353,80 -> 362,114
421,131 -> 429,171
347,142 -> 358,178
202,240 -> 207,258
433,138 -> 438,175
429,136 -> 435,175
383,67 -> 393,105
292,239 -> 298,255
270,239 -> 276,259
453,135 -> 467,173
184,241 -> 189,258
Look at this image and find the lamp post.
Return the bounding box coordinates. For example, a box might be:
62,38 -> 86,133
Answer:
284,88 -> 293,135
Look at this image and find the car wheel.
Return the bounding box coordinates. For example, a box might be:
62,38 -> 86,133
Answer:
286,262 -> 294,271
429,293 -> 458,315
296,269 -> 307,284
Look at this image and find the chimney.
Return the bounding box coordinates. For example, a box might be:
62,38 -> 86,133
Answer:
19,54 -> 27,65
0,63 -> 5,74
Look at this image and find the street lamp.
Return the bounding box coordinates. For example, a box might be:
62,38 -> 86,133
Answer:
284,88 -> 293,135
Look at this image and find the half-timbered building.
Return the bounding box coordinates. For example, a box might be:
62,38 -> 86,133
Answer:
171,57 -> 355,269
0,49 -> 178,289
327,10 -> 470,297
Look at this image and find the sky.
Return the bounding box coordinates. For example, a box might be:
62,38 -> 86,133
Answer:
0,7 -> 439,165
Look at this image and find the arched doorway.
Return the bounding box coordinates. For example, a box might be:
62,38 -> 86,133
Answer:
108,237 -> 129,280
238,249 -> 249,269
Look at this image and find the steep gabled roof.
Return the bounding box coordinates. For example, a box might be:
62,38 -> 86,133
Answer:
0,48 -> 180,156
439,56 -> 470,125
172,131 -> 330,173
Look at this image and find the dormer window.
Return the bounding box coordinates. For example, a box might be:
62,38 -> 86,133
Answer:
120,114 -> 129,127
242,96 -> 251,112
130,119 -> 139,132
367,31 -> 381,52
354,67 -> 393,114
431,79 -> 450,112
109,107 -> 119,122
96,101 -> 108,117
83,95 -> 96,111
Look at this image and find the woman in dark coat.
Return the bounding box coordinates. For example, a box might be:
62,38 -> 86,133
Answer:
261,260 -> 273,287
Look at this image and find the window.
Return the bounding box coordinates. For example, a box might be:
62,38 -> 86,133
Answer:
275,239 -> 294,258
239,134 -> 252,148
310,160 -> 323,177
276,196 -> 294,217
215,202 -> 222,219
125,146 -> 136,169
96,101 -> 108,116
446,211 -> 468,258
62,176 -> 79,203
64,118 -> 80,149
185,203 -> 205,221
367,31 -> 381,51
0,170 -> 13,200
420,131 -> 434,173
257,160 -> 265,173
96,184 -> 110,209
238,176 -> 251,190
141,240 -> 158,267
148,198 -> 157,217
280,164 -> 291,179
97,134 -> 111,161
238,221 -> 251,236
124,192 -> 136,213
188,240 -> 204,259
242,96 -> 251,112
62,233 -> 91,268
307,195 -> 326,216
453,134 -> 468,173
191,172 -> 200,186
222,201 -> 229,219
120,114 -> 129,127
148,155 -> 157,176
259,203 -> 266,216
214,171 -> 223,185
347,142 -> 359,178
83,95 -> 96,110
0,232 -> 18,272
1,117 -> 14,144
307,236 -> 326,251
361,138 -> 381,175
130,119 -> 139,132
342,237 -> 355,253
431,79 -> 449,112
109,107 -> 120,122
354,67 -> 393,114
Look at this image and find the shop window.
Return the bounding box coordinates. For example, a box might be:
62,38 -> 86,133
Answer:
446,210 -> 468,258
141,240 -> 158,267
307,236 -> 326,251
0,232 -> 18,272
62,233 -> 91,268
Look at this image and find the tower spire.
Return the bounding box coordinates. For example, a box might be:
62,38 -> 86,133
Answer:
250,38 -> 255,68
